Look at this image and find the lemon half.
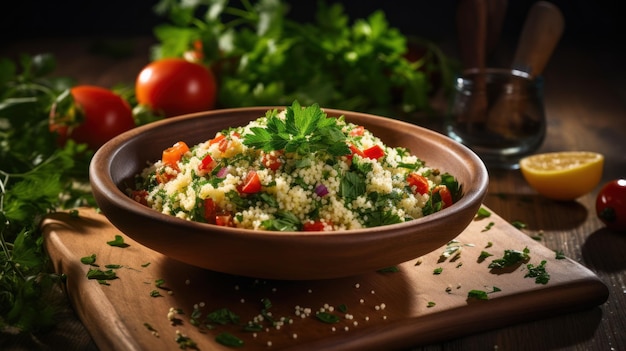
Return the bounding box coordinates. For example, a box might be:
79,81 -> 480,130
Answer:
519,151 -> 604,201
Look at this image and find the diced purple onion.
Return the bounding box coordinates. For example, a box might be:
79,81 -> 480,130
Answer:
315,183 -> 329,197
216,167 -> 229,178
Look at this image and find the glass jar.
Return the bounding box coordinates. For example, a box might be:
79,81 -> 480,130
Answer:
445,68 -> 546,169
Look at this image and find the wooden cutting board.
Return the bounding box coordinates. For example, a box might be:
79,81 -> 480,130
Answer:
42,207 -> 608,351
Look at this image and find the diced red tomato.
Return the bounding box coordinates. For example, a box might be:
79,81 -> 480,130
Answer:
162,141 -> 189,170
199,154 -> 216,173
407,173 -> 429,195
215,213 -> 234,227
433,185 -> 453,208
204,198 -> 217,224
204,198 -> 234,226
349,125 -> 365,136
155,169 -> 176,184
239,170 -> 262,194
302,220 -> 332,231
262,150 -> 283,171
130,190 -> 149,206
362,145 -> 385,160
217,137 -> 229,152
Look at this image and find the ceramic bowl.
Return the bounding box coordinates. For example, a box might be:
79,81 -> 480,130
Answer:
90,107 -> 488,280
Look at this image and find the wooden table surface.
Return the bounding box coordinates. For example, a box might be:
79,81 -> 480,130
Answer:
1,33 -> 625,351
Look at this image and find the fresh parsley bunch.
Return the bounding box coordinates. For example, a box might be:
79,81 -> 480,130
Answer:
0,54 -> 94,334
151,0 -> 456,116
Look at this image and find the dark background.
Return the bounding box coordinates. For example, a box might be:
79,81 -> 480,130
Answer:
1,0 -> 622,46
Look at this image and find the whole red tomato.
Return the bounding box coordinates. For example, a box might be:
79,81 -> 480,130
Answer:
596,179 -> 626,232
135,58 -> 217,117
50,85 -> 135,150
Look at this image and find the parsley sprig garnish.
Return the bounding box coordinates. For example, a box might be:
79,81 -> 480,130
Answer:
243,101 -> 351,157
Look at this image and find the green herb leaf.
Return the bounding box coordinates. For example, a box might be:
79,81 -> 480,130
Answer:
243,101 -> 351,157
315,311 -> 340,323
475,207 -> 492,219
206,308 -> 240,325
106,235 -> 129,248
525,260 -> 550,284
80,254 -> 97,266
216,332 -> 244,347
488,247 -> 530,269
86,268 -> 117,281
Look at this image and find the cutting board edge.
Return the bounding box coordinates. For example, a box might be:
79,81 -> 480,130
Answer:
43,219 -> 145,351
278,277 -> 609,351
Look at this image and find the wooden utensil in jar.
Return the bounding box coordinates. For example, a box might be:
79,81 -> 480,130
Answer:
456,0 -> 488,126
487,1 -> 564,137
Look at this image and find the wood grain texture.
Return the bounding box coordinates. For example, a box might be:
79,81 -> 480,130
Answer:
42,207 -> 608,351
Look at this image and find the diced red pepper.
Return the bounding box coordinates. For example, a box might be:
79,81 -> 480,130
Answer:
239,170 -> 262,194
407,173 -> 429,195
362,145 -> 385,160
432,185 -> 453,208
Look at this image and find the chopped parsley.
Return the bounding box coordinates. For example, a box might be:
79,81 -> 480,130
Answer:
86,268 -> 117,281
316,311 -> 341,324
215,332 -> 244,348
475,207 -> 492,219
511,220 -> 527,230
80,254 -> 98,266
377,266 -> 400,273
106,234 -> 129,248
488,247 -> 530,269
482,221 -> 495,232
478,251 -> 494,262
206,308 -> 240,326
467,286 -> 501,300
525,260 -> 550,284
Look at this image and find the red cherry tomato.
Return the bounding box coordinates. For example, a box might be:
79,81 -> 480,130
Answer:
135,58 -> 217,117
51,85 -> 135,150
596,179 -> 626,232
